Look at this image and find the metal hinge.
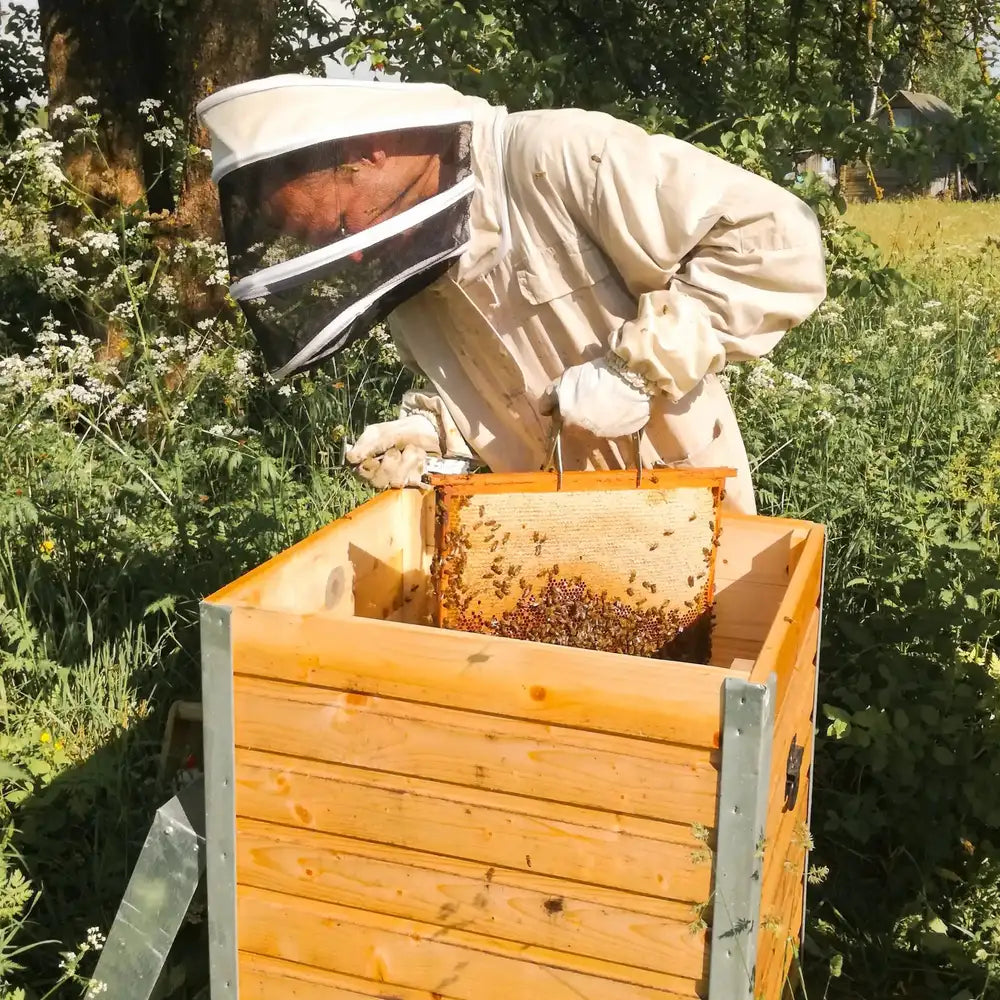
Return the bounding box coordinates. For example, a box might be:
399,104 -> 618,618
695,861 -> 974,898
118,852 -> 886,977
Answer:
784,736 -> 805,811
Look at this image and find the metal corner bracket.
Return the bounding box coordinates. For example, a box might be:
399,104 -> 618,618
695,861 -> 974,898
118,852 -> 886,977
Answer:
708,672 -> 777,1000
200,601 -> 238,1000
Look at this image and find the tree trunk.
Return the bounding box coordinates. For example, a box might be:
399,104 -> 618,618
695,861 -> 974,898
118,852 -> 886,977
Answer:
743,0 -> 756,68
174,0 -> 282,239
787,0 -> 804,87
37,0 -> 165,213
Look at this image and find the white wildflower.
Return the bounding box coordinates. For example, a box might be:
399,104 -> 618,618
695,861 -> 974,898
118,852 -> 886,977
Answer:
277,383 -> 295,397
816,409 -> 836,428
818,300 -> 846,323
915,321 -> 947,341
922,299 -> 942,310
782,371 -> 811,392
138,98 -> 163,118
207,421 -> 237,437
41,263 -> 78,296
109,300 -> 137,322
50,104 -> 78,123
128,405 -> 148,426
75,95 -> 98,107
82,229 -> 119,257
155,275 -> 179,304
746,358 -> 777,392
197,318 -> 216,332
85,927 -> 107,951
86,979 -> 109,998
145,126 -> 177,149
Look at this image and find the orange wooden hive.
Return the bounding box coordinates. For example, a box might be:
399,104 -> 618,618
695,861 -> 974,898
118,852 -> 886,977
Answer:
200,469 -> 824,1000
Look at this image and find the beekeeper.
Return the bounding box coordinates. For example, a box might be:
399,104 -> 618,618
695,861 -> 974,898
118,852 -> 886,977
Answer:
198,76 -> 826,513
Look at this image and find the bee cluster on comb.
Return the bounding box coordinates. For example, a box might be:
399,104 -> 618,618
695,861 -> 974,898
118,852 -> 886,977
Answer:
430,482 -> 721,664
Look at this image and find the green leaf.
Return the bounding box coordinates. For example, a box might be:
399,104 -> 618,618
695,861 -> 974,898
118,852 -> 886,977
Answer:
0,760 -> 30,782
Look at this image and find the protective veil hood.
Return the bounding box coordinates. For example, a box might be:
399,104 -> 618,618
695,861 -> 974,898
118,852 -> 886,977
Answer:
197,75 -> 484,378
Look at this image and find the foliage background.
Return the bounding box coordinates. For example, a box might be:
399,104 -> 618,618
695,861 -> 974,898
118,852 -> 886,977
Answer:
1,1 -> 999,998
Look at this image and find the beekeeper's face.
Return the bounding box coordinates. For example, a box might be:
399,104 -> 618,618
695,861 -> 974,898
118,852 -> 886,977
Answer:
262,131 -> 442,248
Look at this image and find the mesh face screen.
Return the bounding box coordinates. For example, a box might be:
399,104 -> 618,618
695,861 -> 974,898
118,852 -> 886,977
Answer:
238,197 -> 470,373
219,123 -> 472,281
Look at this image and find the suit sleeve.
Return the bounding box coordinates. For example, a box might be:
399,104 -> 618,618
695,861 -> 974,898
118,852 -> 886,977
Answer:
569,122 -> 828,400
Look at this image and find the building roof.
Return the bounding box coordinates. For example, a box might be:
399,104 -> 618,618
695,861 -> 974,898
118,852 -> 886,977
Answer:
891,90 -> 957,123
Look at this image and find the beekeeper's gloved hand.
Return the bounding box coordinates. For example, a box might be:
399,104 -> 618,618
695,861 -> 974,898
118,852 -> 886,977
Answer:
345,414 -> 440,489
541,356 -> 652,438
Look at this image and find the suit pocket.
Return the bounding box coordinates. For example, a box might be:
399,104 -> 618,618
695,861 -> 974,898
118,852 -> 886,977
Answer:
514,234 -> 611,306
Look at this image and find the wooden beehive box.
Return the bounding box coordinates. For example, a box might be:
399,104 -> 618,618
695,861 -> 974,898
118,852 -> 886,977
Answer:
199,470 -> 824,1000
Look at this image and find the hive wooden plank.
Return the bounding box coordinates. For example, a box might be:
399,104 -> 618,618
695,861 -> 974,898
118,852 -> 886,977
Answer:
755,746 -> 812,1000
755,658 -> 816,1000
235,749 -> 713,903
710,516 -> 811,661
238,885 -> 704,1000
240,953 -> 463,1000
429,468 -> 734,495
750,525 -> 824,710
764,608 -> 820,811
229,606 -> 726,747
236,819 -> 711,980
206,488 -> 431,618
233,677 -> 721,826
713,514 -> 811,587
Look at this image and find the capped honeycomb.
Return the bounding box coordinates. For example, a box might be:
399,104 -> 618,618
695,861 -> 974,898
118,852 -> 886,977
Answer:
429,470 -> 729,664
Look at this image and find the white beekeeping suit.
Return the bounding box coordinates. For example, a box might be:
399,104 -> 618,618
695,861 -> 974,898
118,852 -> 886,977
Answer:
199,76 -> 827,513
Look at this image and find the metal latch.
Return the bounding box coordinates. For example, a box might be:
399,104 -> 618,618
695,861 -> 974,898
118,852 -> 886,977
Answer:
784,736 -> 805,811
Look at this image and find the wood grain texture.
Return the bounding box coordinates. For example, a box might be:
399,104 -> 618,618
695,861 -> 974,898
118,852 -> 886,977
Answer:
235,749 -> 713,903
240,953 -> 462,1000
429,468 -> 734,494
233,676 -> 720,826
206,488 -> 431,620
754,735 -> 812,1000
749,525 -> 824,710
238,885 -> 704,1000
753,607 -> 819,1000
230,606 -> 726,747
236,819 -> 711,980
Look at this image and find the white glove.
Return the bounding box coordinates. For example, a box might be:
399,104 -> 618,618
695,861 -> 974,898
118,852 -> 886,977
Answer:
541,356 -> 652,438
345,414 -> 440,489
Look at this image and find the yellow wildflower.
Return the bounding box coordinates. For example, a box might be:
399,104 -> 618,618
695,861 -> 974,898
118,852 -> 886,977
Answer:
39,538 -> 55,555
40,731 -> 52,743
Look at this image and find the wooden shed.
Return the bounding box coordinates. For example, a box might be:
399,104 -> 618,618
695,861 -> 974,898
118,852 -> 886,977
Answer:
197,470 -> 825,1000
842,90 -> 969,201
